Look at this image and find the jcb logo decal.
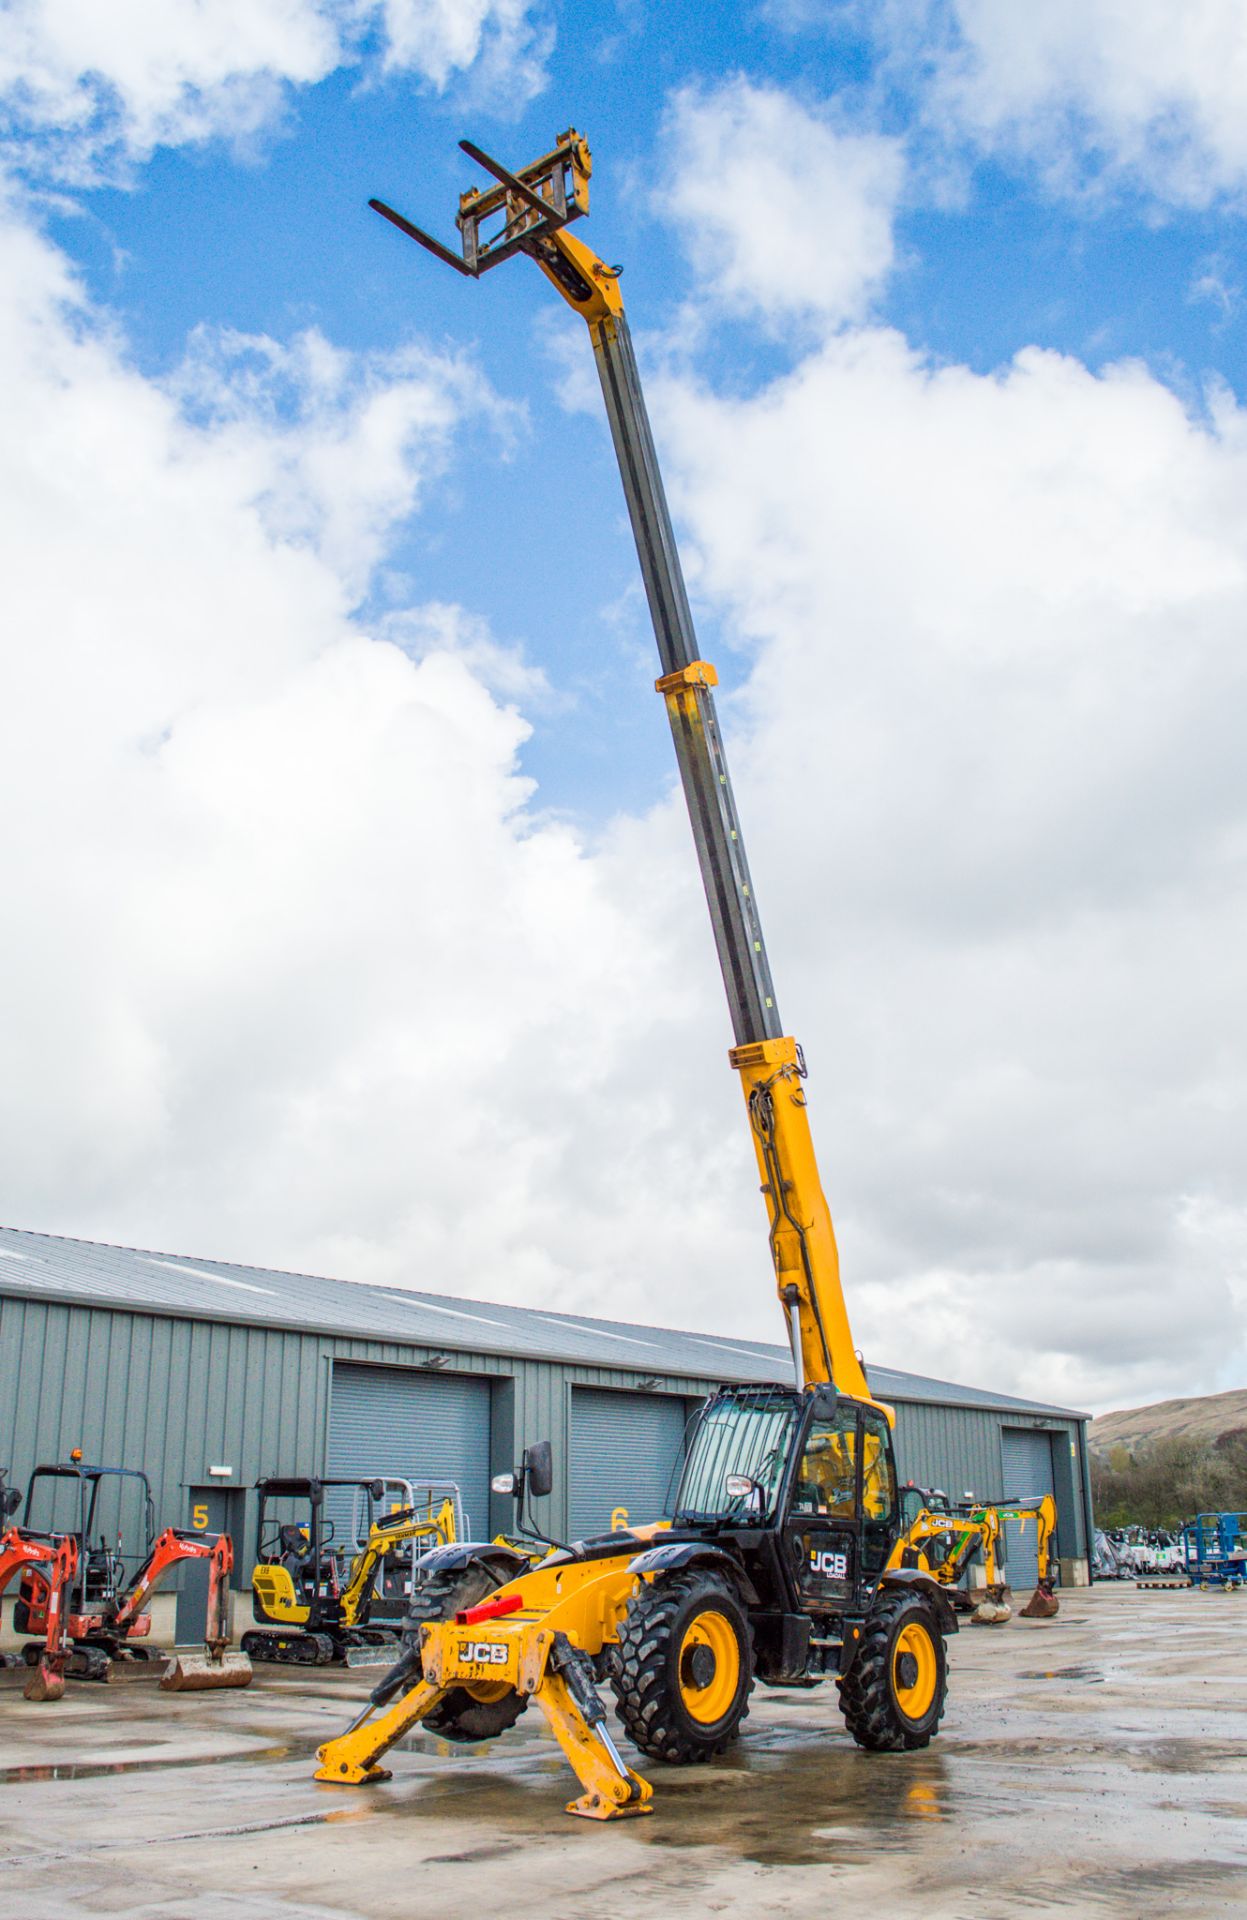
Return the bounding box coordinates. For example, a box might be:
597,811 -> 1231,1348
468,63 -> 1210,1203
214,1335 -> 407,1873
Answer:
810,1549 -> 848,1579
460,1641 -> 508,1666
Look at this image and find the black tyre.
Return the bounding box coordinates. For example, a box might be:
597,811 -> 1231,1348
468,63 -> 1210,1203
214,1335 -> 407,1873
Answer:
608,1570 -> 754,1764
406,1563 -> 528,1744
838,1589 -> 947,1752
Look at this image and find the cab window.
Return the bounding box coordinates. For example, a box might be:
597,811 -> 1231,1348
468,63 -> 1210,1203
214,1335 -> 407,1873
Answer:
791,1405 -> 858,1519
860,1407 -> 899,1574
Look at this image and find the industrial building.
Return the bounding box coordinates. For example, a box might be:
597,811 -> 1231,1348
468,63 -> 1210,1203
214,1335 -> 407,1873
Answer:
0,1225 -> 1092,1643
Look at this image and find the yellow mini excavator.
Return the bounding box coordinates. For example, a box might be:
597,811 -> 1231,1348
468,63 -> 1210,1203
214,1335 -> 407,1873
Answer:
891,1486 -> 1060,1622
245,1477 -> 459,1666
313,132 -> 962,1823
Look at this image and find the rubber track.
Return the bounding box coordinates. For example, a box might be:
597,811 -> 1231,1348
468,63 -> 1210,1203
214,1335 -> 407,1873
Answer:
837,1590 -> 947,1752
609,1570 -> 753,1765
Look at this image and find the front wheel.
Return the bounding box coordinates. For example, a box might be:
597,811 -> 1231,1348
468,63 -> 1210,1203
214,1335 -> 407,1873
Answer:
405,1563 -> 528,1744
838,1589 -> 947,1751
609,1570 -> 754,1764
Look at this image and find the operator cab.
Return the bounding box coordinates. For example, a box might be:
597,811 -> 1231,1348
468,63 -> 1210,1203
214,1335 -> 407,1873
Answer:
20,1460 -> 155,1612
671,1382 -> 899,1616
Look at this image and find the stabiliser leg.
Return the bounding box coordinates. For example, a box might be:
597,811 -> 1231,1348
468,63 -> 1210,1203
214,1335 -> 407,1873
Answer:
315,1639 -> 449,1784
534,1633 -> 652,1821
536,1676 -> 652,1820
314,1677 -> 447,1783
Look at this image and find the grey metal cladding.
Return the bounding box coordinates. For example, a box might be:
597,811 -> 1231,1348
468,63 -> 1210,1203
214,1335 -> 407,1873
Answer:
0,1224 -> 1085,1421
568,1387 -> 689,1539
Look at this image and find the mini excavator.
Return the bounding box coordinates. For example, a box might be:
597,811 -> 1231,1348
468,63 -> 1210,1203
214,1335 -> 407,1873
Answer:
12,1457 -> 251,1693
245,1476 -> 460,1665
314,132 -> 965,1822
892,1486 -> 1060,1621
0,1469 -> 78,1700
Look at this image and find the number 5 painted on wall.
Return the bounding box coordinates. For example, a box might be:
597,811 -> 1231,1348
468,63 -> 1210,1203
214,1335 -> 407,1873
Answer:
192,1504 -> 209,1530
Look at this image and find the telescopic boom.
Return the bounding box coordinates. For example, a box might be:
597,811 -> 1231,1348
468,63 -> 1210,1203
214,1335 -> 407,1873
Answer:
371,132 -> 878,1408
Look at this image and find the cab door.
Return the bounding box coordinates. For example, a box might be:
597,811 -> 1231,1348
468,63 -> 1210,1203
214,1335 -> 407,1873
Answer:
857,1406 -> 900,1584
781,1400 -> 861,1614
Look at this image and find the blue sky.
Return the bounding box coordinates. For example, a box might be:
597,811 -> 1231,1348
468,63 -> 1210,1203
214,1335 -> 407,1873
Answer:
2,1 -> 1246,1412
31,1 -> 1246,819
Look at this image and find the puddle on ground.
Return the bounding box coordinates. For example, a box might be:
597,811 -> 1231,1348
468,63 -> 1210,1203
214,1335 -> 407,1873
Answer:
421,1843 -> 524,1865
637,1741 -> 955,1868
1017,1667 -> 1106,1682
0,1743 -> 298,1785
1134,1739 -> 1247,1776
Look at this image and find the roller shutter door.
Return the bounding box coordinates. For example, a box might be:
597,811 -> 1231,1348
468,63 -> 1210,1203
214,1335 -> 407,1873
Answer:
570,1388 -> 689,1540
328,1363 -> 492,1542
1000,1427 -> 1055,1588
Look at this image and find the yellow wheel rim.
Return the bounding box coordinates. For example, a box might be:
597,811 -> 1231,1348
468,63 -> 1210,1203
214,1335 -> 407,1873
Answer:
677,1609 -> 740,1724
463,1680 -> 511,1704
892,1620 -> 937,1721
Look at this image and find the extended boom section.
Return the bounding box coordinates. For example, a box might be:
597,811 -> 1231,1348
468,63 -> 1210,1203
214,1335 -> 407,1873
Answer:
373,130 -> 873,1401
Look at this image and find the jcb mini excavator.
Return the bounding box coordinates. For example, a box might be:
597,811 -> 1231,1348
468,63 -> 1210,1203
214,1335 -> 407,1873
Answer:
313,132 -> 961,1822
14,1457 -> 251,1692
244,1476 -> 459,1665
892,1487 -> 1060,1621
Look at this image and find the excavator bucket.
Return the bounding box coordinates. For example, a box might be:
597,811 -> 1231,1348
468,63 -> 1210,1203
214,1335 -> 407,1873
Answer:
23,1657 -> 66,1702
969,1583 -> 1014,1625
160,1649 -> 253,1691
1019,1580 -> 1060,1619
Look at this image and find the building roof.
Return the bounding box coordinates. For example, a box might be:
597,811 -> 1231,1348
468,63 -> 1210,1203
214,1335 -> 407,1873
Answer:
0,1225 -> 1085,1422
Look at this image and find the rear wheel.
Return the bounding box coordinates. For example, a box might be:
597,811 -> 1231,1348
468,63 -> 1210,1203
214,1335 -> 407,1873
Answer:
838,1589 -> 947,1751
609,1570 -> 754,1764
406,1564 -> 528,1744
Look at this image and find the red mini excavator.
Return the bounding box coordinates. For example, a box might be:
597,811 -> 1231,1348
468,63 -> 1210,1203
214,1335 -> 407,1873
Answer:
13,1457 -> 251,1693
0,1469 -> 79,1700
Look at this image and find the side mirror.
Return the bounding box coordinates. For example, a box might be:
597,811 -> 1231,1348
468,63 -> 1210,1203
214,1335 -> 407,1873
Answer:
1,1486 -> 19,1519
523,1440 -> 553,1500
368,1479 -> 386,1502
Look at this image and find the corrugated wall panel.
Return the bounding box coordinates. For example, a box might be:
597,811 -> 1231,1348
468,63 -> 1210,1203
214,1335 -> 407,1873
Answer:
327,1363 -> 493,1538
568,1389 -> 689,1539
1000,1428 -> 1056,1588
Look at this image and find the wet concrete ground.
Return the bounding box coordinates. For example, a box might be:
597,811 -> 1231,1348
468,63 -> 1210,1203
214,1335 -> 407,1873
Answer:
0,1585 -> 1244,1919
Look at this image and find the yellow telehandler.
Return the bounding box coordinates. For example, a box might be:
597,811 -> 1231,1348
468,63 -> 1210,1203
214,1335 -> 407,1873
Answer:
315,131 -> 960,1821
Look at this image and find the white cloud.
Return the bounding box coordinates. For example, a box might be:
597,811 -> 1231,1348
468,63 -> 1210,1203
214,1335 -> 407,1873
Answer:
167,324 -> 511,600
0,0 -> 552,181
662,78 -> 905,327
1188,255 -> 1241,324
656,324 -> 1247,1410
379,0 -> 553,104
871,0 -> 1247,207
0,191 -> 760,1348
